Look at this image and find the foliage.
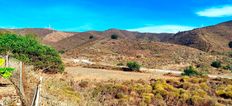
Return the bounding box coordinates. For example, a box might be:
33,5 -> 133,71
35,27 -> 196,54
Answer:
0,67 -> 15,79
0,58 -> 14,79
89,35 -> 94,39
0,58 -> 4,67
216,85 -> 232,99
127,61 -> 141,71
90,78 -> 227,106
211,61 -> 222,68
0,33 -> 64,73
111,34 -> 118,39
229,41 -> 232,48
182,66 -> 202,76
223,65 -> 232,71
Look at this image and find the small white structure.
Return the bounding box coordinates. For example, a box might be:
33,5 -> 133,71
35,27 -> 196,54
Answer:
72,59 -> 94,65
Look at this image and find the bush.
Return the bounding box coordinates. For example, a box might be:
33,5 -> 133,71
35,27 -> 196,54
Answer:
182,66 -> 201,76
229,41 -> 232,48
223,65 -> 232,71
211,61 -> 221,68
216,85 -> 232,99
127,62 -> 141,71
0,33 -> 64,73
111,34 -> 118,39
89,35 -> 94,39
0,67 -> 15,79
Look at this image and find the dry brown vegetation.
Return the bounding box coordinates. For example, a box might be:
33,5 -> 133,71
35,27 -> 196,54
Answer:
42,76 -> 232,106
169,20 -> 232,52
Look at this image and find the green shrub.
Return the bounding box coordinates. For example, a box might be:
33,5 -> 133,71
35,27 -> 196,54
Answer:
223,65 -> 232,71
0,33 -> 64,73
182,66 -> 201,76
89,35 -> 94,39
211,61 -> 222,68
127,61 -> 141,71
229,41 -> 232,48
0,67 -> 15,79
111,34 -> 118,39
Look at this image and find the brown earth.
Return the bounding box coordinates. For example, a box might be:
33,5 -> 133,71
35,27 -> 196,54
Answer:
168,20 -> 232,52
0,20 -> 231,71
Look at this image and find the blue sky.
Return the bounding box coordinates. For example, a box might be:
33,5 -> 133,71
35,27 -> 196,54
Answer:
0,0 -> 232,33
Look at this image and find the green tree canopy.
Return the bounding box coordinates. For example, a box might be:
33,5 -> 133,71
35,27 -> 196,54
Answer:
0,33 -> 64,73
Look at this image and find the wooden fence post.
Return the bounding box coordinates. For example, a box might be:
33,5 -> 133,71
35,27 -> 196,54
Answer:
32,77 -> 43,106
19,61 -> 25,98
5,55 -> 9,67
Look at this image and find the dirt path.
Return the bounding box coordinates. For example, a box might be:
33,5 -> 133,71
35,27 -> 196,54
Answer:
65,67 -> 177,81
65,67 -> 232,81
141,68 -> 232,79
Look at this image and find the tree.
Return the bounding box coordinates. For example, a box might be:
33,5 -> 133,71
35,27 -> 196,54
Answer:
127,61 -> 141,71
229,41 -> 232,48
111,34 -> 118,39
0,33 -> 64,73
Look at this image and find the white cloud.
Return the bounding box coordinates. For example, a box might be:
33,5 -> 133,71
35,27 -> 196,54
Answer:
61,24 -> 93,32
197,5 -> 232,17
127,25 -> 195,33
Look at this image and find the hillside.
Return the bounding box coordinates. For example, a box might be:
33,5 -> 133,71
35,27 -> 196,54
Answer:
0,27 -> 225,69
0,22 -> 231,70
168,20 -> 232,52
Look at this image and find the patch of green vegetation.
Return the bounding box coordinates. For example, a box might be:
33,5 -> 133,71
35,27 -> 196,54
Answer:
182,66 -> 203,76
89,35 -> 94,39
223,65 -> 232,71
0,58 -> 15,79
211,61 -> 222,68
0,33 -> 64,73
111,34 -> 118,40
0,67 -> 15,79
127,61 -> 141,71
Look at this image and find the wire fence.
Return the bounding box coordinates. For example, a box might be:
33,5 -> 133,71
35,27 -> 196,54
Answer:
7,56 -> 40,106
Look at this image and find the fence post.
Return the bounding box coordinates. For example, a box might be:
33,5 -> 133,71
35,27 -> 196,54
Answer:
19,61 -> 25,97
5,55 -> 9,67
35,77 -> 43,106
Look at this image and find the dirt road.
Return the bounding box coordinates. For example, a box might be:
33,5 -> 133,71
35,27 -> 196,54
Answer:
65,67 -> 177,81
65,67 -> 232,81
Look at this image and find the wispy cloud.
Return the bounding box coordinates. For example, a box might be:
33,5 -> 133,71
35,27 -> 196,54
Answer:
61,24 -> 93,32
128,25 -> 195,33
197,5 -> 232,17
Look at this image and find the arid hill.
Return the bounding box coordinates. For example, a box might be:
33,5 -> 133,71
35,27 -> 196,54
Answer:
168,20 -> 232,52
1,21 -> 231,70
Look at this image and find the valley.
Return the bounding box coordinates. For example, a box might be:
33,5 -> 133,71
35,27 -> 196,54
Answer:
0,20 -> 231,106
